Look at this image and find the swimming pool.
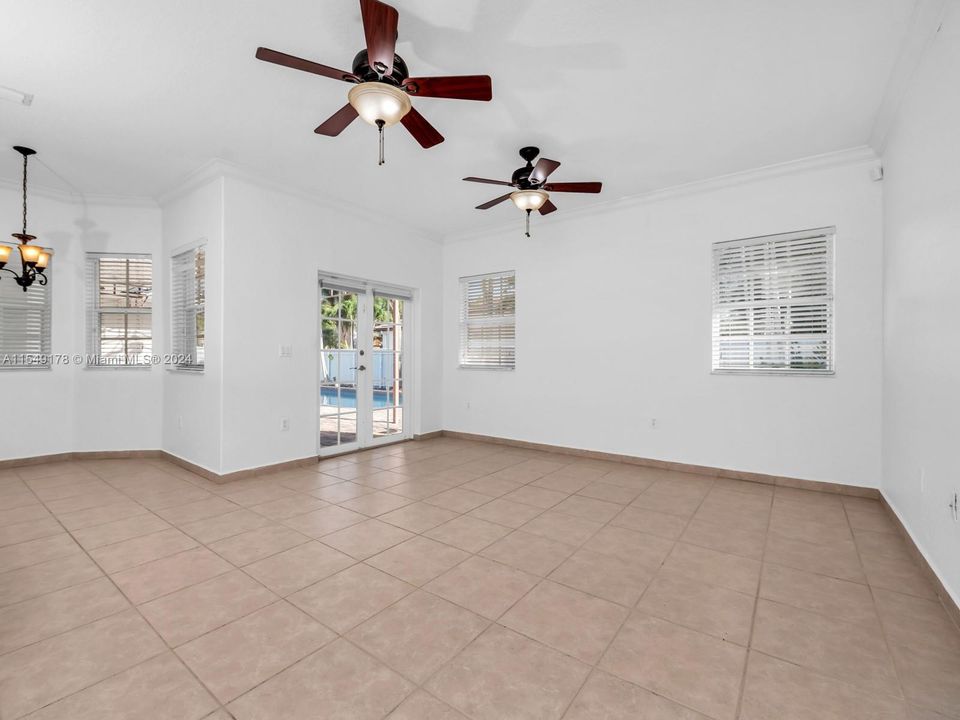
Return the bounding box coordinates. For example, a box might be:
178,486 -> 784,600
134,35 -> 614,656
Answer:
321,386 -> 401,409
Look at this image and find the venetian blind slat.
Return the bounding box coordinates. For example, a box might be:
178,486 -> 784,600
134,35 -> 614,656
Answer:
459,271 -> 516,369
712,228 -> 835,374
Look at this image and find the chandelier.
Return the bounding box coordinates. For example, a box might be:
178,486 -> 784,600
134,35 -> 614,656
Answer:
0,147 -> 51,291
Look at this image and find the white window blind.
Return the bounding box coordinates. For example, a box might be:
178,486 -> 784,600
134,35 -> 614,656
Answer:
86,254 -> 152,366
171,246 -> 205,370
0,264 -> 52,369
459,271 -> 516,369
712,227 -> 835,374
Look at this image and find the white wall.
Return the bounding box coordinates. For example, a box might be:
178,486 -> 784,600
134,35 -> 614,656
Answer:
160,177 -> 224,473
0,188 -> 163,460
218,175 -> 443,474
0,169 -> 442,474
881,6 -> 960,603
443,158 -> 884,488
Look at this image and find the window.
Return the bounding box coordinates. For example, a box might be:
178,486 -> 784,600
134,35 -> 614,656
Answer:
171,245 -> 205,370
0,264 -> 52,369
86,254 -> 152,366
459,270 -> 516,369
712,227 -> 835,374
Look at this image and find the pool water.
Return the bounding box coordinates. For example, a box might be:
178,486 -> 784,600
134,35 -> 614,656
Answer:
321,386 -> 401,409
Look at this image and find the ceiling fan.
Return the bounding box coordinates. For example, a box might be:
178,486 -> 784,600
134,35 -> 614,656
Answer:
464,147 -> 602,236
256,0 -> 492,164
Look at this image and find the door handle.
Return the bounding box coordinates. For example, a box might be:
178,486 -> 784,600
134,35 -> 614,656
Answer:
350,365 -> 366,371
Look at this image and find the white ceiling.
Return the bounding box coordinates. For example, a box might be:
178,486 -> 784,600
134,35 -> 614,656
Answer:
1,0 -> 915,236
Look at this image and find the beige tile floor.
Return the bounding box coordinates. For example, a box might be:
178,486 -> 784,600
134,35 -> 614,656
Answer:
0,438 -> 958,719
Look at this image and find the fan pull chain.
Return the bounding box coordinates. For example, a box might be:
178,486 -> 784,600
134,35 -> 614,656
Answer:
376,120 -> 385,166
525,209 -> 531,237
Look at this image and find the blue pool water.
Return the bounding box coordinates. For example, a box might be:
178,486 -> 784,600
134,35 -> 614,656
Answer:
321,386 -> 401,409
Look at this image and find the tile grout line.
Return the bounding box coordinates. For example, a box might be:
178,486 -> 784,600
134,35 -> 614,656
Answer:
328,466 -> 651,714
563,473 -> 724,720
2,457 -> 696,663
839,497 -> 909,704
1,443 -> 947,719
731,480 -> 775,720
740,493 -> 925,714
125,450 -> 567,714
10,469 -> 225,719
82,460 -> 357,719
180,444 -> 532,716
17,458 -> 315,719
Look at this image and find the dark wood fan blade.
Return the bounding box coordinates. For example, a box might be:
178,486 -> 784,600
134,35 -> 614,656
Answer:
360,0 -> 398,76
530,158 -> 561,185
314,104 -> 359,136
255,47 -> 357,83
539,199 -> 558,215
476,193 -> 513,210
400,107 -> 444,148
462,176 -> 513,186
403,76 -> 492,101
542,182 -> 602,193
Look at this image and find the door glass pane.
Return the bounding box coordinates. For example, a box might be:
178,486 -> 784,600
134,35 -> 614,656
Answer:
320,288 -> 359,449
372,295 -> 403,440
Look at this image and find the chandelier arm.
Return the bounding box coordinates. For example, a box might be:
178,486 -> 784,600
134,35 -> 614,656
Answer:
0,267 -> 20,279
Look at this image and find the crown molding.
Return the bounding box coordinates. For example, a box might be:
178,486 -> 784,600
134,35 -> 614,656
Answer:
869,0 -> 948,154
153,158 -> 227,208
2,142 -> 880,243
0,176 -> 158,209
156,157 -> 442,244
444,145 -> 880,244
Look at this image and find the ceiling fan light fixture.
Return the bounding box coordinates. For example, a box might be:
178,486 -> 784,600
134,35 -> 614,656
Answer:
348,82 -> 411,127
510,189 -> 549,212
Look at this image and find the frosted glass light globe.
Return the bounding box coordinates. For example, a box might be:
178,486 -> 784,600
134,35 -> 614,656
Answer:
19,244 -> 41,266
348,82 -> 412,127
510,189 -> 549,211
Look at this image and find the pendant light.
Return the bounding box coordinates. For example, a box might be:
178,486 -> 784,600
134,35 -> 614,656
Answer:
1,147 -> 50,292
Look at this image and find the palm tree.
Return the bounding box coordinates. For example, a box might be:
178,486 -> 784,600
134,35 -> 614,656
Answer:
321,292 -> 358,349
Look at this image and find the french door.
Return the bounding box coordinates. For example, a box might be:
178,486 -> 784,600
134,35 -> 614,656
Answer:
319,275 -> 411,456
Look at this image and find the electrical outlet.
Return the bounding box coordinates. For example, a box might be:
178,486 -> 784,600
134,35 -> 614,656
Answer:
650,418 -> 657,429
280,418 -> 289,432
279,344 -> 293,358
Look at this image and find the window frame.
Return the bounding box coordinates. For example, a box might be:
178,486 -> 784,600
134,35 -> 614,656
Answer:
458,270 -> 516,370
711,227 -> 836,376
169,244 -> 206,372
85,253 -> 153,369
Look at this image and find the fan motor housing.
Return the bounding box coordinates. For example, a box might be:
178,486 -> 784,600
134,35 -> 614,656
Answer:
351,50 -> 409,86
512,146 -> 542,188
512,166 -> 535,188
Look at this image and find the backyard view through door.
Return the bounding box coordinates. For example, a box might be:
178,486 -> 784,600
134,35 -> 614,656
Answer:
319,278 -> 408,453
372,293 -> 404,440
